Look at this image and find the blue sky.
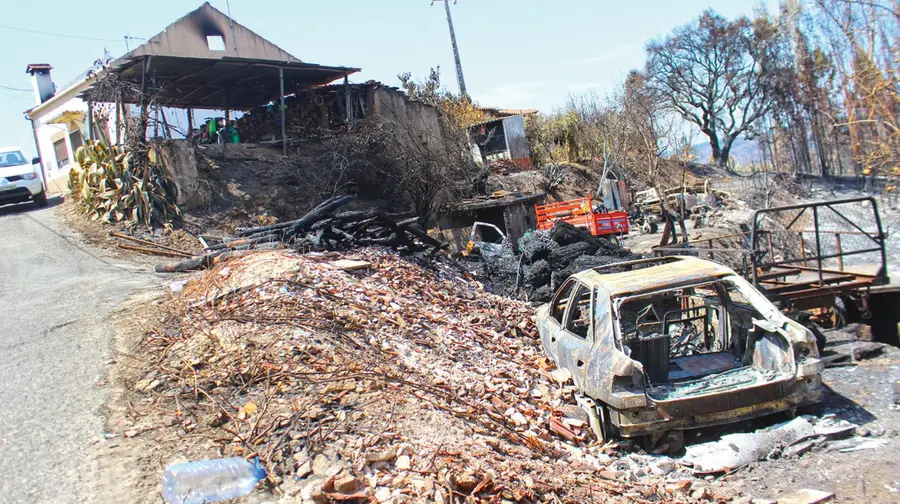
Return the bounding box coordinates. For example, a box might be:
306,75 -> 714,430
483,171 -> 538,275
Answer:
0,0 -> 773,158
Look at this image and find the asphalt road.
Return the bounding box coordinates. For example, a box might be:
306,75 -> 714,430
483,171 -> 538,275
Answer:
0,200 -> 151,503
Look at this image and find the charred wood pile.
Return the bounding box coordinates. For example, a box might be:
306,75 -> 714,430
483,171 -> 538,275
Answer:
156,196 -> 444,273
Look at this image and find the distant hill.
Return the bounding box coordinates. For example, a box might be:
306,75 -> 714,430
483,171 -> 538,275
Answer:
692,138 -> 762,167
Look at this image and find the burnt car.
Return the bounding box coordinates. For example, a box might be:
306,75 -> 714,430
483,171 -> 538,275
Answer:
536,256 -> 823,451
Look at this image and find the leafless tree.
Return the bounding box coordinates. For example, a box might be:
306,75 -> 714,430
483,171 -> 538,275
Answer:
373,95 -> 479,227
645,10 -> 773,167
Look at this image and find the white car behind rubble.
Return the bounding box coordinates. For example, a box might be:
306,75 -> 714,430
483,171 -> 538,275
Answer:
0,147 -> 47,208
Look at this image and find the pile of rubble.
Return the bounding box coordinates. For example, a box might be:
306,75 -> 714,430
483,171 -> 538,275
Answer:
132,248 -> 722,503
519,223 -> 637,302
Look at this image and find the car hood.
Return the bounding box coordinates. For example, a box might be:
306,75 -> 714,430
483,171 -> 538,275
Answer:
0,164 -> 35,178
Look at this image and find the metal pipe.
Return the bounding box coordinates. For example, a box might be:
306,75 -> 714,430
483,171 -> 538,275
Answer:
835,233 -> 843,271
87,100 -> 95,141
750,211 -> 761,285
767,232 -> 775,264
869,198 -> 889,277
755,195 -> 876,212
753,247 -> 885,270
223,90 -> 228,161
115,95 -> 121,144
799,232 -> 807,267
813,206 -> 823,285
344,74 -> 351,122
26,115 -> 48,191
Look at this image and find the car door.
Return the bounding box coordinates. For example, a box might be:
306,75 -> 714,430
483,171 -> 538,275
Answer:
540,279 -> 577,363
557,282 -> 594,390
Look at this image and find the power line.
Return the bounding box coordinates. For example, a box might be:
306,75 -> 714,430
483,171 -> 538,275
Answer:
0,84 -> 30,92
0,23 -> 126,43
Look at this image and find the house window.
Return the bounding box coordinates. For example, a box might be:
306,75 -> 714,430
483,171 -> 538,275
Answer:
69,129 -> 84,157
53,138 -> 69,169
206,35 -> 226,51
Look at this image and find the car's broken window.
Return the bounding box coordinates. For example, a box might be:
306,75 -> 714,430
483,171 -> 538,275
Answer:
564,284 -> 592,339
723,281 -> 766,359
617,281 -> 749,384
664,284 -> 723,357
618,292 -> 680,341
550,279 -> 576,324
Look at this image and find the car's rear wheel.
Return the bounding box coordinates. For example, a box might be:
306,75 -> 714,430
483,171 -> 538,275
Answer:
33,189 -> 48,207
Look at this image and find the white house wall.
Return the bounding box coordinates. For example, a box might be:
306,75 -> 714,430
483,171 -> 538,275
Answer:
28,81 -> 116,193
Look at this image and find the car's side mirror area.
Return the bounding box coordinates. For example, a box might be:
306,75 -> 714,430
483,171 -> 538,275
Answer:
31,157 -> 41,165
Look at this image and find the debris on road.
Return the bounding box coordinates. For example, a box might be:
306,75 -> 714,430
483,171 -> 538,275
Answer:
775,488 -> 834,504
109,232 -> 194,258
683,415 -> 883,474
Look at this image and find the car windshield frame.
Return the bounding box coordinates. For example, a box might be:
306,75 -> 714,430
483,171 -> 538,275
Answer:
610,275 -> 785,348
0,150 -> 28,168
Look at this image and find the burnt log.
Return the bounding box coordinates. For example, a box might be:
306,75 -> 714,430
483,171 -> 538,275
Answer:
236,195 -> 356,237
156,250 -> 235,273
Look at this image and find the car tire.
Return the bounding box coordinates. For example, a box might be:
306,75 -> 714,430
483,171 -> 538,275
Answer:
33,189 -> 48,208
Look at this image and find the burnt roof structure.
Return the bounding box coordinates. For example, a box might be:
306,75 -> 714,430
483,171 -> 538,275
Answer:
82,3 -> 359,110
449,192 -> 546,213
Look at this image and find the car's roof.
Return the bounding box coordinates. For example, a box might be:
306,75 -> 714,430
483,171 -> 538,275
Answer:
571,256 -> 736,297
0,146 -> 24,153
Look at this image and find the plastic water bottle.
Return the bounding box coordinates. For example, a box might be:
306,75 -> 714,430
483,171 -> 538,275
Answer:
162,457 -> 266,504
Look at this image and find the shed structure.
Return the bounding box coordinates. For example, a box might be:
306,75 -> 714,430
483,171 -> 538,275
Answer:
468,115 -> 532,170
439,192 -> 546,252
81,2 -> 359,154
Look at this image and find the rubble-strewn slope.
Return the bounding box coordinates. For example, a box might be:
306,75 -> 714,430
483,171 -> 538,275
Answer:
129,249 -> 717,503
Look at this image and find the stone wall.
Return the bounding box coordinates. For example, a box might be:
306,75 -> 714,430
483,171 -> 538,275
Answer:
155,140 -> 209,211
371,87 -> 450,153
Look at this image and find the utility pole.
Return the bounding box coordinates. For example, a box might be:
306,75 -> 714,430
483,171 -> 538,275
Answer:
433,0 -> 468,99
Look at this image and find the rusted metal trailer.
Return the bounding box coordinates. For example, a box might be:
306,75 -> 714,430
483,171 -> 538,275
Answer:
653,197 -> 897,344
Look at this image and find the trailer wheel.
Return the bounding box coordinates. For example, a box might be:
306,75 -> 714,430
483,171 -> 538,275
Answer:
834,295 -> 862,326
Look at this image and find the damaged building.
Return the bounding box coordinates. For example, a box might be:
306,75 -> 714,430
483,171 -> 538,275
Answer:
235,80 -> 448,152
468,114 -> 533,170
71,2 -> 360,158
438,191 -> 546,252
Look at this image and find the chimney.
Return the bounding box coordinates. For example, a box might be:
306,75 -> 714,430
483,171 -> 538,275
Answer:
25,64 -> 56,105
